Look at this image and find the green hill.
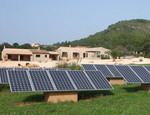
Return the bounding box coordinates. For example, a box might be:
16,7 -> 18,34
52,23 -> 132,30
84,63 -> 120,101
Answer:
55,19 -> 150,57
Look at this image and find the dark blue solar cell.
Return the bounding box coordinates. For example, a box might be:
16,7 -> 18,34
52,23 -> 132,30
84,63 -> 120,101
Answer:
115,65 -> 143,83
85,71 -> 113,89
29,71 -> 54,91
57,68 -> 71,70
82,64 -> 96,70
48,71 -> 75,91
144,66 -> 150,72
0,68 -> 13,84
68,71 -> 94,90
29,68 -> 43,71
130,66 -> 150,83
94,65 -> 114,77
106,65 -> 122,77
8,70 -> 32,92
15,68 -> 29,71
44,68 -> 57,71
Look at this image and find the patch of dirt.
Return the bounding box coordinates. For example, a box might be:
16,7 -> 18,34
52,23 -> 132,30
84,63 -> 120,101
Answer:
15,102 -> 40,107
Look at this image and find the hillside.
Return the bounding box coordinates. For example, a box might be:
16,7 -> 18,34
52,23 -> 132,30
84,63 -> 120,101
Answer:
55,19 -> 150,57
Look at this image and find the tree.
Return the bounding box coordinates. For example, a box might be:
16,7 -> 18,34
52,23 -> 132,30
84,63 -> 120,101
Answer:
105,50 -> 118,61
20,43 -> 32,49
13,42 -> 19,48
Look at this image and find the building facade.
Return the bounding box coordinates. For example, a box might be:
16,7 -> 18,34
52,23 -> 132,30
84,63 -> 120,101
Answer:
56,46 -> 110,60
2,48 -> 59,62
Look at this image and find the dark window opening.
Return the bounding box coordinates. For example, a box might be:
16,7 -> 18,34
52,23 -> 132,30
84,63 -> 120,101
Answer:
36,55 -> 40,58
8,55 -> 11,59
73,52 -> 79,58
62,52 -> 68,57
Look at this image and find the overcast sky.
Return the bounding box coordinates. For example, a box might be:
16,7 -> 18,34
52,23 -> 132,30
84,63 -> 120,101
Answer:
0,0 -> 150,45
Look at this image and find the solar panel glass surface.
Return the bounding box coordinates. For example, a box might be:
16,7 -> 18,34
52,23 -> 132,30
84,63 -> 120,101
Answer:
68,71 -> 94,90
8,70 -> 32,92
48,71 -> 75,91
85,71 -> 113,89
82,64 -> 96,70
115,65 -> 143,83
0,68 -> 13,84
144,66 -> 150,72
106,65 -> 122,77
29,71 -> 54,91
130,66 -> 150,83
94,65 -> 114,77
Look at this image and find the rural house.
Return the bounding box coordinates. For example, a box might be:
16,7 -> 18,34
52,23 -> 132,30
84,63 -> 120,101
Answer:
2,47 -> 59,62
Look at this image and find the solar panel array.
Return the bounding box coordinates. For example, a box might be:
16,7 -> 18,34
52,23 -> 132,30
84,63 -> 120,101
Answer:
115,65 -> 143,83
95,65 -> 114,77
0,68 -> 13,84
82,64 -> 97,70
82,64 -> 150,84
7,70 -> 113,92
82,64 -> 122,78
0,68 -> 70,84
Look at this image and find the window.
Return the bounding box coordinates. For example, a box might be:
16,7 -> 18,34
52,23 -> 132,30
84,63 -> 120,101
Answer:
36,55 -> 40,58
73,52 -> 79,58
45,55 -> 47,58
62,52 -> 68,57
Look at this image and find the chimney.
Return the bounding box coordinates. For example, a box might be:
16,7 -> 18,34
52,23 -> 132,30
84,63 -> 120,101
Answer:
3,45 -> 5,49
69,45 -> 71,48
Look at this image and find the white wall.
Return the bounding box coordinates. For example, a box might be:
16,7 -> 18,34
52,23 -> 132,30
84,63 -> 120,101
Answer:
32,54 -> 49,62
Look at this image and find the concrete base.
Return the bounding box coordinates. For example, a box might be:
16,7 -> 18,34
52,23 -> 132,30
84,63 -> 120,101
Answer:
44,91 -> 78,103
107,78 -> 126,85
141,84 -> 150,91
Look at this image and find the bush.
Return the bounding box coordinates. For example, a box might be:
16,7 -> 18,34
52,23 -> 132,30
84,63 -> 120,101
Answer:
18,63 -> 21,66
101,55 -> 110,59
56,62 -> 83,70
26,63 -> 30,66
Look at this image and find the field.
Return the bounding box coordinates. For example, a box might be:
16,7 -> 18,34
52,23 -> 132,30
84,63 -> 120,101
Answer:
0,84 -> 150,114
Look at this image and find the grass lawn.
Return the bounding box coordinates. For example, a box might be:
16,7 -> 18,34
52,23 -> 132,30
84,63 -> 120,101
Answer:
0,84 -> 150,115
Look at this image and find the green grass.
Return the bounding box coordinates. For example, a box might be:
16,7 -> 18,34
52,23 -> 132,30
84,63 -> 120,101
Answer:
0,84 -> 150,114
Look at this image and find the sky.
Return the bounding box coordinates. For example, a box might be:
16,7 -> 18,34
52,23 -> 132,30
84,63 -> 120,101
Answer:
0,0 -> 150,45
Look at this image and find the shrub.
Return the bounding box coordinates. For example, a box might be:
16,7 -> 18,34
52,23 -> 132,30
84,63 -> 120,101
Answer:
56,62 -> 83,70
18,63 -> 21,66
26,63 -> 30,66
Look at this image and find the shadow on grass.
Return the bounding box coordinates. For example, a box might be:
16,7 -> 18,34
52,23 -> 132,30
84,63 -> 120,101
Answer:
0,84 -> 10,92
78,90 -> 114,100
123,85 -> 141,93
23,94 -> 44,102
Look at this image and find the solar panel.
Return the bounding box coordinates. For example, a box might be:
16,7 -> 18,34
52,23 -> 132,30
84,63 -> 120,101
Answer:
48,71 -> 75,91
0,68 -> 13,84
144,66 -> 150,72
14,68 -> 29,71
94,65 -> 114,77
85,71 -> 113,89
82,64 -> 97,70
106,65 -> 122,77
7,70 -> 33,92
29,70 -> 54,91
67,71 -> 94,90
29,68 -> 43,71
57,68 -> 71,70
130,66 -> 150,83
44,68 -> 57,71
115,65 -> 143,83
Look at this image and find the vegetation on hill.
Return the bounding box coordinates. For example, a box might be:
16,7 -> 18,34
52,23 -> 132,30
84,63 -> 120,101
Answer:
54,19 -> 150,57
